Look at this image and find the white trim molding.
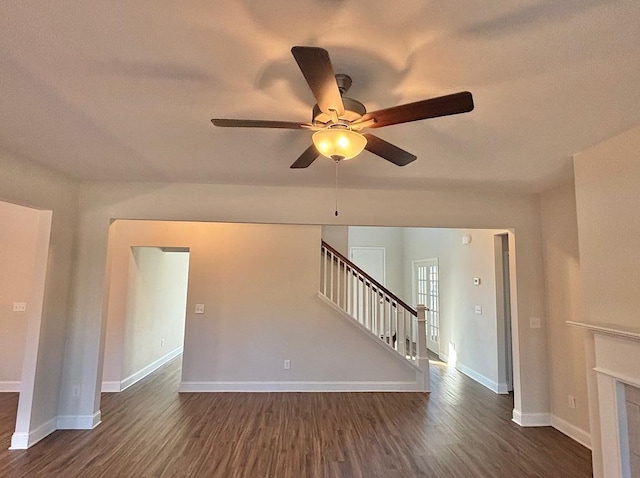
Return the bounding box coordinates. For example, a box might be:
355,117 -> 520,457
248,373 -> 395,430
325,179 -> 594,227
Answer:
102,347 -> 182,392
57,411 -> 102,430
456,362 -> 508,394
179,381 -> 426,393
9,416 -> 57,450
512,409 -> 551,427
550,414 -> 591,449
100,381 -> 121,393
0,381 -> 21,392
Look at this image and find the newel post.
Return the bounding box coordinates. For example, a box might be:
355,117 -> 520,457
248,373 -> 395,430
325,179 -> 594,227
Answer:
416,304 -> 431,392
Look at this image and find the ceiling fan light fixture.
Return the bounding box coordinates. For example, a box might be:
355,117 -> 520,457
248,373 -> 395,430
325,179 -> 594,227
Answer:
312,126 -> 367,161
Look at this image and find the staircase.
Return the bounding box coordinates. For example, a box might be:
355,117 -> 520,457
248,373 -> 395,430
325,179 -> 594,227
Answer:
319,241 -> 430,382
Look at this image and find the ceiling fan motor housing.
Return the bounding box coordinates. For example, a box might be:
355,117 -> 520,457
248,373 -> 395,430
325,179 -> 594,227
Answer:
312,97 -> 366,125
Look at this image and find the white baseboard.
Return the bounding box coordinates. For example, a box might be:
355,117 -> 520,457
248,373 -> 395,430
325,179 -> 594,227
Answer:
9,411 -> 102,449
456,362 -> 503,394
57,411 -> 101,430
496,382 -> 511,394
101,381 -> 121,392
9,416 -> 57,450
0,381 -> 21,392
512,409 -> 551,427
179,380 -> 426,392
102,346 -> 182,392
550,414 -> 591,449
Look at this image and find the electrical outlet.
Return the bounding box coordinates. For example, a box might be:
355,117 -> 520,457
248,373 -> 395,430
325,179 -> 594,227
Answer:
72,385 -> 80,398
568,395 -> 576,409
530,317 -> 541,329
13,302 -> 27,312
195,304 -> 205,314
161,338 -> 165,348
284,359 -> 291,370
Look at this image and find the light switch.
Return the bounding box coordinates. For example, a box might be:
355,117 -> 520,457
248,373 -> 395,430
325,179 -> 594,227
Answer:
195,303 -> 205,314
474,305 -> 482,315
473,277 -> 481,286
13,302 -> 27,312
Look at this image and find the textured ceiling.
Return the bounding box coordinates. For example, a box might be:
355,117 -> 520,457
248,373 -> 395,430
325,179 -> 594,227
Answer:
1,1 -> 639,193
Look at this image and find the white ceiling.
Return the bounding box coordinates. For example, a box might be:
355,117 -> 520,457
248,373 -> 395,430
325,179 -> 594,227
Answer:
1,1 -> 639,193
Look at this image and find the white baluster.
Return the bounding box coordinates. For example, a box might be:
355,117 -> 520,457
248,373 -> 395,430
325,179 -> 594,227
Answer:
384,295 -> 389,345
340,262 -> 349,312
322,248 -> 327,297
336,257 -> 341,307
329,252 -> 335,302
398,307 -> 406,357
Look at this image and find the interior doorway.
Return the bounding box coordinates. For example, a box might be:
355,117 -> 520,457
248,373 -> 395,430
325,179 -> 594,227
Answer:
101,245 -> 189,394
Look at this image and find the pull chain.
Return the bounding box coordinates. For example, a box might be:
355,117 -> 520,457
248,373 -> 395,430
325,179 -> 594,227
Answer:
334,159 -> 339,216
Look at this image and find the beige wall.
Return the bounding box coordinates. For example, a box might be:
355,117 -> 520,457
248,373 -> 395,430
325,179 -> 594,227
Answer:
60,181 -> 547,423
573,124 -> 640,476
0,201 -> 42,387
321,225 -> 348,256
101,220 -> 417,389
574,125 -> 640,327
540,183 -> 590,441
0,151 -> 78,444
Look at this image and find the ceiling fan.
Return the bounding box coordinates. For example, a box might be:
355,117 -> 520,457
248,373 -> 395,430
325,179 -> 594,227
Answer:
211,46 -> 474,168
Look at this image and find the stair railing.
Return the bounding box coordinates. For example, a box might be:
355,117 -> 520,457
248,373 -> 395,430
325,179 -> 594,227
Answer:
320,240 -> 425,364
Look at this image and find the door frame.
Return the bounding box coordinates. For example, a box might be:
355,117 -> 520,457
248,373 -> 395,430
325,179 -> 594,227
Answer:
494,233 -> 514,394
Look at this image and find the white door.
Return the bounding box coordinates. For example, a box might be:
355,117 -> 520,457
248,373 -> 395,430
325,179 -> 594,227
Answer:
349,247 -> 385,330
413,259 -> 440,354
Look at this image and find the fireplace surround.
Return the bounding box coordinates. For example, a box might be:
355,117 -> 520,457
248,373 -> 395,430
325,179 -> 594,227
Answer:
569,321 -> 640,478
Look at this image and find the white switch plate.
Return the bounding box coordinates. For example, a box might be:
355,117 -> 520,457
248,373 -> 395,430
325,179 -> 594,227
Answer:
474,305 -> 482,315
473,277 -> 481,286
195,304 -> 205,314
13,302 -> 27,312
530,317 -> 541,329
568,394 -> 576,409
284,359 -> 291,370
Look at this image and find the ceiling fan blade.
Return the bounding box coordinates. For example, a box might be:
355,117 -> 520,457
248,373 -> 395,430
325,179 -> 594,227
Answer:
211,119 -> 313,129
363,134 -> 417,166
362,91 -> 474,129
291,46 -> 345,117
290,144 -> 319,169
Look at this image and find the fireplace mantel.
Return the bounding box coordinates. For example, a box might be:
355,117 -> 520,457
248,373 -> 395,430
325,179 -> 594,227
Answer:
568,320 -> 640,478
567,321 -> 640,342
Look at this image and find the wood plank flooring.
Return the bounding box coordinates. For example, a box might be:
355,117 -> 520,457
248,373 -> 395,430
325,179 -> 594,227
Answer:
0,358 -> 592,477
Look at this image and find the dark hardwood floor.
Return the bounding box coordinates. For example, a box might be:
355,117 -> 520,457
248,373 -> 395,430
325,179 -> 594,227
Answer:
0,357 -> 592,477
